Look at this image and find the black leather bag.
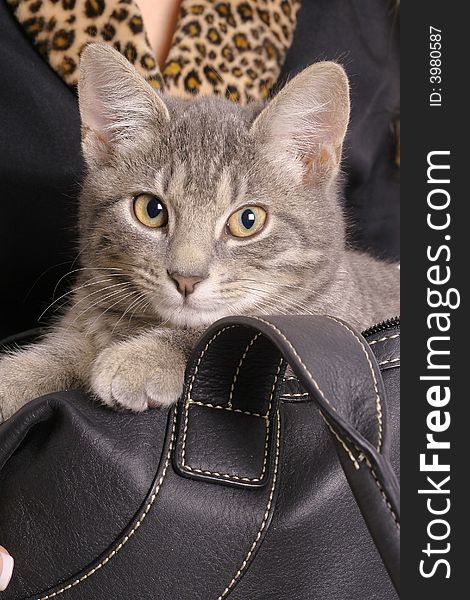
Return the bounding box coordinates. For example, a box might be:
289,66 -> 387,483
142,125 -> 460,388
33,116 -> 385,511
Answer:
0,315 -> 400,600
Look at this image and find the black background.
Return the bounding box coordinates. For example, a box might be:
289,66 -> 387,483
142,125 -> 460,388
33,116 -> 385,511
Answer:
401,2 -> 468,596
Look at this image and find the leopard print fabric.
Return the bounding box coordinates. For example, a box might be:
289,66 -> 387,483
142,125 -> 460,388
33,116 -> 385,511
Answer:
6,0 -> 164,90
163,0 -> 301,103
7,0 -> 300,103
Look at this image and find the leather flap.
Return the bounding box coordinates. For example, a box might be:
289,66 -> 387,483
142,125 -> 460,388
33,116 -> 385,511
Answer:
174,326 -> 285,488
173,315 -> 400,592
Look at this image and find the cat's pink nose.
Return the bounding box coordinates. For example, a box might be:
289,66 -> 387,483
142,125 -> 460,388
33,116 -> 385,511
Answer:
168,271 -> 206,297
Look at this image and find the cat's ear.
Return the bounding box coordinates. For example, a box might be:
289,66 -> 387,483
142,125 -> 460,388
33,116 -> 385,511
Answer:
78,43 -> 169,165
251,62 -> 350,183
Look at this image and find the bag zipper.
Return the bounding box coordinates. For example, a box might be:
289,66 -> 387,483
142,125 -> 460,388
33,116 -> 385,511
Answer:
362,316 -> 400,339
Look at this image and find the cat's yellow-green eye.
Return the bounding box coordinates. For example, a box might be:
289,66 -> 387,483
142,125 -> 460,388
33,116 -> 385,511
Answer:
227,206 -> 267,238
133,193 -> 168,228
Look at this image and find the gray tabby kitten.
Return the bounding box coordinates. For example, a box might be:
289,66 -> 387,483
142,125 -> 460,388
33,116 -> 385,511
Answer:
0,44 -> 399,423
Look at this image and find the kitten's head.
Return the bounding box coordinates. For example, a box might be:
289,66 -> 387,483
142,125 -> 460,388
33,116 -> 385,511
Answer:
77,44 -> 350,327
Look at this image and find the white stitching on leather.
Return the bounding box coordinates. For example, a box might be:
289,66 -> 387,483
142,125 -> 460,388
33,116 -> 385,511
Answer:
320,412 -> 360,470
217,410 -> 282,600
250,318 -> 341,420
328,322 -> 401,526
326,317 -> 383,453
181,326 -> 235,466
250,317 -> 400,529
378,357 -> 400,366
363,456 -> 400,530
322,418 -> 400,529
28,321 -> 399,600
182,360 -> 282,483
181,325 -> 283,483
282,355 -> 399,392
36,411 -> 178,600
330,430 -> 400,530
182,465 -> 266,482
188,399 -> 268,419
228,333 -> 261,408
280,329 -> 399,402
251,318 -> 358,470
368,333 -> 400,346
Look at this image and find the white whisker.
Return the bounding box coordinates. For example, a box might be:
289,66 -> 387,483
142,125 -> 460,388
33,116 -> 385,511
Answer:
67,285 -> 134,330
85,289 -> 140,335
234,277 -> 319,295
38,276 -> 124,321
111,292 -> 148,336
52,266 -> 124,299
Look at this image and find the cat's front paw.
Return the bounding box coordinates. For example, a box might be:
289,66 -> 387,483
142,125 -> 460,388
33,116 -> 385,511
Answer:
90,337 -> 186,412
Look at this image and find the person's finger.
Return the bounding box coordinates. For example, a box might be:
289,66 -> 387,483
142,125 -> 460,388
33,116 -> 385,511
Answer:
0,545 -> 14,591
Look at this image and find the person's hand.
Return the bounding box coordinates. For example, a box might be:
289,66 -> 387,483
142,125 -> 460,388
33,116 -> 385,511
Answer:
0,546 -> 13,591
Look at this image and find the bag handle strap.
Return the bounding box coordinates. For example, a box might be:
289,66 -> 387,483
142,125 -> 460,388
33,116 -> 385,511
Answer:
175,315 -> 400,592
